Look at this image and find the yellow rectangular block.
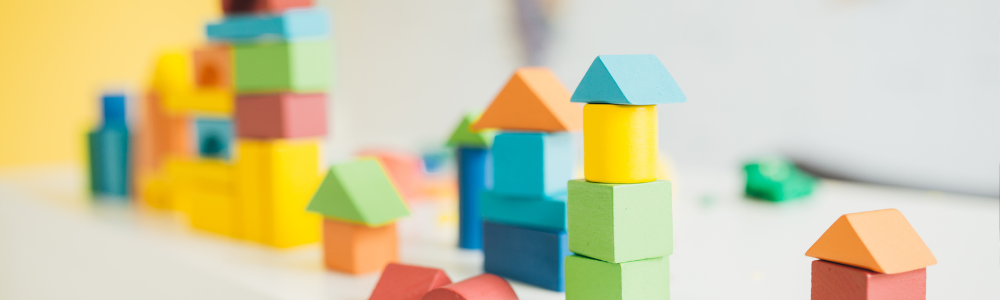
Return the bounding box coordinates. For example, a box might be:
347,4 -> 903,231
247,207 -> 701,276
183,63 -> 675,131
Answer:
583,104 -> 658,183
190,187 -> 237,236
138,170 -> 172,210
235,139 -> 322,248
167,157 -> 234,217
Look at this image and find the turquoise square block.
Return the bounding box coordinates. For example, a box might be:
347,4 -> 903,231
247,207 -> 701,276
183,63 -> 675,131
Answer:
481,190 -> 567,231
206,8 -> 330,42
195,118 -> 233,160
492,132 -> 572,197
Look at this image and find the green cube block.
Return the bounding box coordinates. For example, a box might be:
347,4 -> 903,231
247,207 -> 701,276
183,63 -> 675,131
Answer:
568,179 -> 672,263
565,255 -> 670,300
233,40 -> 331,93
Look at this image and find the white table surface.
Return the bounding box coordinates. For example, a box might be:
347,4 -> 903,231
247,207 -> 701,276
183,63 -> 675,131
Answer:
0,165 -> 996,300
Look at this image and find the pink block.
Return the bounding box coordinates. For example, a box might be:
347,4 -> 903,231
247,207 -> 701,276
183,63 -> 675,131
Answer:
812,260 -> 926,300
235,93 -> 327,139
421,274 -> 518,300
358,150 -> 424,202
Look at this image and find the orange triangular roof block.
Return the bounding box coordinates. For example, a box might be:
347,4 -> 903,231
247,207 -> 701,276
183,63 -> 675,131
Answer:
806,208 -> 937,274
471,67 -> 582,132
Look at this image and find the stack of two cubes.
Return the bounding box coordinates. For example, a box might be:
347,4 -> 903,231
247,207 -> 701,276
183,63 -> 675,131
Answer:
205,0 -> 331,248
472,67 -> 583,291
565,55 -> 686,300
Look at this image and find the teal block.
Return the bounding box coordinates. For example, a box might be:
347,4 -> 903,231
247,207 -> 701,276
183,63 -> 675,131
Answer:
570,55 -> 686,105
206,8 -> 330,42
233,40 -> 331,93
492,132 -> 572,197
87,126 -> 130,198
565,255 -> 670,300
568,179 -> 672,263
481,190 -> 566,231
195,118 -> 233,160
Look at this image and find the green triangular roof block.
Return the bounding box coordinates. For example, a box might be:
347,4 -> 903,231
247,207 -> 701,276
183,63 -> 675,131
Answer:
570,54 -> 686,105
446,113 -> 495,148
306,158 -> 410,226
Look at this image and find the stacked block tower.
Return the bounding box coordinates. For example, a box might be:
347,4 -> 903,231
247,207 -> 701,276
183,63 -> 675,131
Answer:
564,55 -> 685,300
87,93 -> 130,199
471,67 -> 582,291
807,209 -> 936,300
446,113 -> 496,249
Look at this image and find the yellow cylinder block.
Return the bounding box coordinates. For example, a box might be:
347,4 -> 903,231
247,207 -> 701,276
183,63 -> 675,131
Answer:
583,104 -> 658,183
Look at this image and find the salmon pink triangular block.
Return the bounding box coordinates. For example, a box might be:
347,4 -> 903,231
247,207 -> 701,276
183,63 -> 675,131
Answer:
369,263 -> 452,300
806,209 -> 936,274
471,67 -> 582,132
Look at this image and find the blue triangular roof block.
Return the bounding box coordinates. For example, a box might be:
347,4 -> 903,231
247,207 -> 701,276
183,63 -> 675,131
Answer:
570,55 -> 686,105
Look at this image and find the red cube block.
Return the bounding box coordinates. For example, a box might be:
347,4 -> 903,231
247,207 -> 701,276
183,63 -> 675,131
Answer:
222,0 -> 312,15
235,93 -> 327,139
812,260 -> 926,300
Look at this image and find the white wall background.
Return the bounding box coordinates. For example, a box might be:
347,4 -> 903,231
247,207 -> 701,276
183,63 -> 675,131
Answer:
317,0 -> 999,197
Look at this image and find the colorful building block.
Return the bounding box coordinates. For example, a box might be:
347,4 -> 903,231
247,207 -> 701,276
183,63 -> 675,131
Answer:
357,150 -> 425,202
306,158 -> 410,226
87,126 -> 130,198
471,67 -> 582,132
564,255 -> 670,300
481,191 -> 566,231
149,51 -> 233,114
570,55 -> 686,105
101,93 -> 127,126
234,139 -> 322,247
192,44 -> 232,89
447,113 -> 495,148
806,209 -> 936,274
492,132 -> 572,197
369,263 -> 452,300
744,157 -> 816,201
812,260 -> 926,300
567,179 -> 672,263
233,40 -> 331,93
222,0 -> 312,15
195,118 -> 233,160
421,274 -> 519,300
321,219 -> 398,274
457,147 -> 489,249
145,93 -> 192,167
583,104 -> 657,184
235,93 -> 327,138
483,221 -> 569,291
207,8 -> 330,42
184,160 -> 237,236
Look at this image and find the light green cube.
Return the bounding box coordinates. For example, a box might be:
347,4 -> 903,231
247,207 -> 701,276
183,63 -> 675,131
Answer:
568,179 -> 672,263
233,40 -> 331,93
565,255 -> 670,300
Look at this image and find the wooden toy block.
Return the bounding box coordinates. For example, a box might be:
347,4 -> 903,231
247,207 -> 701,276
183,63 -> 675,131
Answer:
812,260 -> 926,300
357,150 -> 424,202
481,191 -> 566,231
233,40 -> 331,93
447,113 -> 495,148
150,51 -> 193,102
138,172 -> 171,210
806,209 -> 936,274
234,139 -> 322,247
188,162 -> 237,236
145,93 -> 192,169
564,255 -> 670,300
482,221 -> 569,291
195,117 -> 233,160
101,93 -> 127,126
166,157 -> 233,215
207,8 -> 330,42
492,132 -> 572,197
369,263 -> 452,300
421,274 -> 519,300
744,157 -> 816,201
192,44 -> 232,89
322,219 -> 398,274
234,93 -> 327,138
583,104 -> 658,184
457,147 -> 489,249
306,158 -> 410,226
570,55 -> 686,105
222,0 -> 312,15
87,126 -> 130,198
471,67 -> 582,132
567,179 -> 672,263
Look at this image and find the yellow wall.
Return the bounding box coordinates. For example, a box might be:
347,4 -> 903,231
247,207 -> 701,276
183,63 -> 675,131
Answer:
0,0 -> 218,167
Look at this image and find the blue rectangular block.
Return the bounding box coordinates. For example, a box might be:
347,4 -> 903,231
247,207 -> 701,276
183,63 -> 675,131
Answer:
492,132 -> 572,197
483,221 -> 570,292
458,147 -> 490,250
195,118 -> 233,160
206,8 -> 330,42
101,93 -> 126,126
87,126 -> 130,198
481,190 -> 566,231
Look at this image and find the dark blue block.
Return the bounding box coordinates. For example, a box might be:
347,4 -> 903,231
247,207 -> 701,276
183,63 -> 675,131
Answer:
101,93 -> 127,126
458,147 -> 490,249
87,126 -> 130,198
483,221 -> 570,291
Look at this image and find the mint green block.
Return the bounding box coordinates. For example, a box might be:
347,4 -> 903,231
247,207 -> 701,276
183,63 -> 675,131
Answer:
565,255 -> 670,300
568,179 -> 672,263
233,40 -> 330,93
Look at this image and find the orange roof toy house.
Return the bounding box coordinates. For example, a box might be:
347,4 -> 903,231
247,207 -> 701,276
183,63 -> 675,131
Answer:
306,158 -> 411,274
806,209 -> 936,300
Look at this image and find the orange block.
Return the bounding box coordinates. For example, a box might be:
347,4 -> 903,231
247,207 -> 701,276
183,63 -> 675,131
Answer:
357,149 -> 424,202
806,209 -> 937,274
471,67 -> 582,132
322,218 -> 398,274
192,44 -> 232,89
147,92 -> 192,165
